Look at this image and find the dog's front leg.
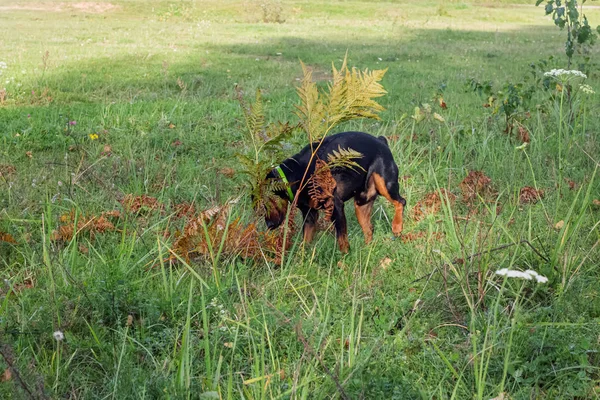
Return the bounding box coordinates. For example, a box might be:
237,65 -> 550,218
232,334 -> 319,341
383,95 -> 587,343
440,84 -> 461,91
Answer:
300,206 -> 319,243
332,195 -> 349,253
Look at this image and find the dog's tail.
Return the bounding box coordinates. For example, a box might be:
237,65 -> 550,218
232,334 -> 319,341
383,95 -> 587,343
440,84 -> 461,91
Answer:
377,135 -> 389,147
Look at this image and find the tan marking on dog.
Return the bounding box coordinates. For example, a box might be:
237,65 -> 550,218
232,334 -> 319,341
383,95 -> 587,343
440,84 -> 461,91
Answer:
354,200 -> 374,244
303,221 -> 317,243
337,234 -> 349,253
372,173 -> 404,236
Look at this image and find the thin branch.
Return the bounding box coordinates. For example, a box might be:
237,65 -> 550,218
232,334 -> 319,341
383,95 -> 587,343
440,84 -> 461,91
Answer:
0,344 -> 44,399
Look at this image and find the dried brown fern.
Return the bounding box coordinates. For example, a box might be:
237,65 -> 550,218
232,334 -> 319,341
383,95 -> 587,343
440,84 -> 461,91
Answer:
51,209 -> 121,241
121,194 -> 164,214
303,147 -> 362,220
308,159 -> 337,221
459,171 -> 495,204
0,232 -> 17,244
171,198 -> 293,264
519,186 -> 544,204
412,189 -> 456,222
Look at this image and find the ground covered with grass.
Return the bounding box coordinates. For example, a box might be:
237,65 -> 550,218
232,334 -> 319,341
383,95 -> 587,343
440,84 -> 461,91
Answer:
1,0 -> 600,398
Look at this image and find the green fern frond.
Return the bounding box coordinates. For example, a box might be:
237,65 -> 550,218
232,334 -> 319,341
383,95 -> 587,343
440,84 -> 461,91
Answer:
295,54 -> 387,141
262,122 -> 297,153
249,89 -> 266,140
326,146 -> 365,171
236,86 -> 296,209
294,61 -> 327,141
267,178 -> 289,194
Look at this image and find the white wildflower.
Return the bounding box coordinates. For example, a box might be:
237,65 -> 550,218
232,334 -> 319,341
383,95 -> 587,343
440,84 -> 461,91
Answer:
496,268 -> 532,280
524,269 -> 549,283
53,330 -> 65,341
544,69 -> 587,81
579,84 -> 595,95
495,268 -> 548,283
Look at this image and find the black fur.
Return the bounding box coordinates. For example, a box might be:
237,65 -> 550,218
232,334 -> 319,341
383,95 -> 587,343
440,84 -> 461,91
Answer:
264,131 -> 406,252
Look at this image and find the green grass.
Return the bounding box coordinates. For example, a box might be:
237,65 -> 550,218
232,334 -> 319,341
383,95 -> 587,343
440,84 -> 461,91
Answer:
1,0 -> 600,398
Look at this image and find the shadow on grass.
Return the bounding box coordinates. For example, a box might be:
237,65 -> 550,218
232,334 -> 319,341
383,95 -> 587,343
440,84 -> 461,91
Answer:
3,25 -> 570,109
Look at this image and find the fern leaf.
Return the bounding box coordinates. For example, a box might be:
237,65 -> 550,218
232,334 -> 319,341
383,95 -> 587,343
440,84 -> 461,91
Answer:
326,146 -> 365,171
262,122 -> 296,152
308,159 -> 337,221
296,55 -> 387,140
249,89 -> 266,140
294,61 -> 327,141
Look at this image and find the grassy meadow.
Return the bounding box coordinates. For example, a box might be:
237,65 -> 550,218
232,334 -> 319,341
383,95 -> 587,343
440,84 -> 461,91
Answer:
1,0 -> 600,398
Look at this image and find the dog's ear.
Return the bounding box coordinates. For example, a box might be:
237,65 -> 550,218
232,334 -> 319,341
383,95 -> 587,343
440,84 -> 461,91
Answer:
377,135 -> 389,146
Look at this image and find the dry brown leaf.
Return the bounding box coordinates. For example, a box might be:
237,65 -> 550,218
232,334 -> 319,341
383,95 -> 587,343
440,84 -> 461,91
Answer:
0,232 -> 17,244
517,125 -> 530,143
51,209 -> 121,242
412,189 -> 455,222
1,368 -> 11,382
219,167 -> 235,178
171,198 -> 288,264
121,194 -> 163,213
564,178 -> 577,190
459,170 -> 493,203
519,186 -> 544,204
173,202 -> 196,219
379,257 -> 392,270
168,123 -> 176,129
101,145 -> 112,156
593,199 -> 600,207
554,220 -> 565,230
25,151 -> 33,159
0,164 -> 16,178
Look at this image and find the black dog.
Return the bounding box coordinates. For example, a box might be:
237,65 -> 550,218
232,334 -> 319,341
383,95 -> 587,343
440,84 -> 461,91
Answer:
264,131 -> 406,253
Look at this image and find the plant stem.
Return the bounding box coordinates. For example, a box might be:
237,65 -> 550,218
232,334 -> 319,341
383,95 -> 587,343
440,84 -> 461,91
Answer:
558,85 -> 565,181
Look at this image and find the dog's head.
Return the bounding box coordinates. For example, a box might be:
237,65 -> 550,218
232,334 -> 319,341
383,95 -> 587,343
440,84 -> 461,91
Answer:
264,195 -> 289,230
256,168 -> 291,230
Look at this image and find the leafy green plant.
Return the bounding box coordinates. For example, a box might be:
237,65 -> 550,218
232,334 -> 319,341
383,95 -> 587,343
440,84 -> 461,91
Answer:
295,55 -> 387,142
466,78 -> 535,136
235,87 -> 296,213
536,0 -> 598,68
236,55 -> 387,216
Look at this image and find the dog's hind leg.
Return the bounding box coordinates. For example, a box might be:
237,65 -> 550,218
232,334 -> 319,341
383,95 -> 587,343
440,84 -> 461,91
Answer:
300,206 -> 319,243
372,173 -> 406,236
331,194 -> 349,253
